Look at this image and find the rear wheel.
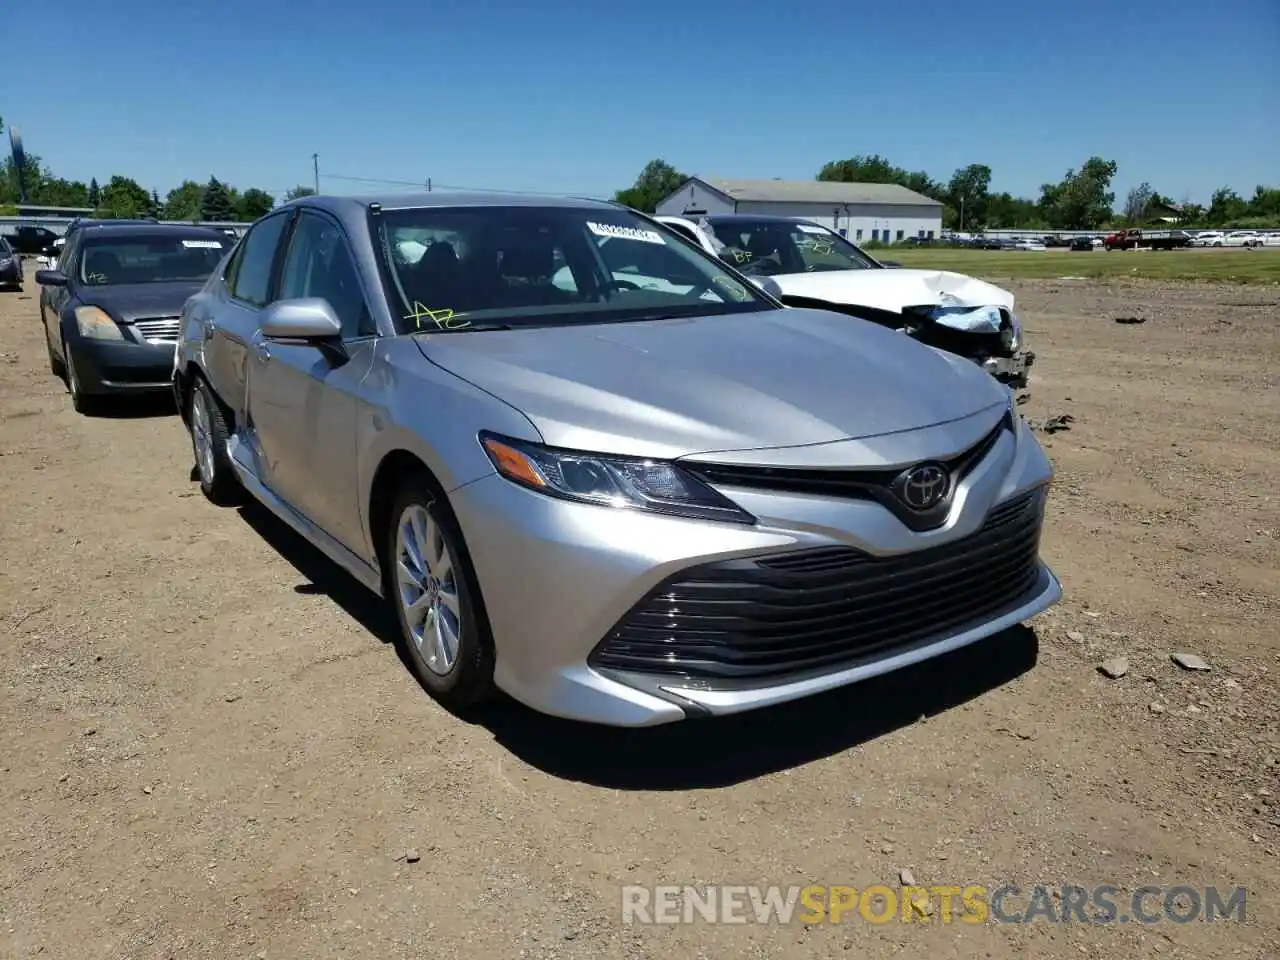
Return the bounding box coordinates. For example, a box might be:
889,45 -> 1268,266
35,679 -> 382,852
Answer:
383,482 -> 495,711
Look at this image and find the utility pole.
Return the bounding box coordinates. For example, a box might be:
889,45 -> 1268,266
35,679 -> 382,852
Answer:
425,178 -> 432,193
312,154 -> 320,195
960,194 -> 965,233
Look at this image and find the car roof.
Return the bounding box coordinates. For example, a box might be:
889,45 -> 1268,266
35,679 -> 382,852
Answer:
78,223 -> 234,241
279,191 -> 620,215
704,213 -> 814,225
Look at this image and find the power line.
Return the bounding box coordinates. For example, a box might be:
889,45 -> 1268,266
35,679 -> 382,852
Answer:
320,172 -> 605,198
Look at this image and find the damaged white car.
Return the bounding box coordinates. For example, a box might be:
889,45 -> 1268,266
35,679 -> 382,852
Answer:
655,214 -> 1035,389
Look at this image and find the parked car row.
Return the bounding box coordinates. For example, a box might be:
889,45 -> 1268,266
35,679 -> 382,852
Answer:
1189,230 -> 1272,248
31,194 -> 1062,728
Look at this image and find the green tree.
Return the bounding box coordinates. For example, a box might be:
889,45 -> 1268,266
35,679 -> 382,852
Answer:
817,154 -> 945,205
285,185 -> 316,200
200,177 -> 235,221
1123,182 -> 1154,225
1206,187 -> 1248,227
946,164 -> 992,229
99,175 -> 151,217
614,159 -> 686,213
88,178 -> 101,209
1037,157 -> 1118,229
163,180 -> 203,220
817,154 -> 902,184
139,188 -> 160,218
1247,185 -> 1280,220
237,188 -> 275,220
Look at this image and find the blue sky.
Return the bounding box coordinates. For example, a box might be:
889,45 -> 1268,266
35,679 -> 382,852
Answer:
8,0 -> 1277,205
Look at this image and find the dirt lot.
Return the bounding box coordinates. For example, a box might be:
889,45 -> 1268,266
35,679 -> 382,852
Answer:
1,274 -> 1277,959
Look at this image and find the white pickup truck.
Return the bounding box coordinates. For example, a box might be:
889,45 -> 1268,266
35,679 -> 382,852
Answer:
654,213 -> 1035,388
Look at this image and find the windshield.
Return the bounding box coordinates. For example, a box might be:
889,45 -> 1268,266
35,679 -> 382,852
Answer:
79,234 -> 232,286
0,237 -> 11,255
705,219 -> 881,276
373,205 -> 773,334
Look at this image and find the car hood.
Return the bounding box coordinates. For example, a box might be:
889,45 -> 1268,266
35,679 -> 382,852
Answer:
78,281 -> 205,322
770,268 -> 1015,314
415,308 -> 1004,460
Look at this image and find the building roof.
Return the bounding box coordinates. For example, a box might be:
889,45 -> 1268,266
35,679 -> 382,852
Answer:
689,177 -> 943,208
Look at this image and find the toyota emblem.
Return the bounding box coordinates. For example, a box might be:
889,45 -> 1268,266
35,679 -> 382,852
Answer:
897,463 -> 950,511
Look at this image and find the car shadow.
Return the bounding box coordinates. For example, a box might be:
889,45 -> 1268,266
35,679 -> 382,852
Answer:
233,497 -> 1040,789
235,500 -> 397,646
467,626 -> 1039,789
88,394 -> 178,420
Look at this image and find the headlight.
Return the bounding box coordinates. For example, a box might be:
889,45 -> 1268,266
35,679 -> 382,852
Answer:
480,433 -> 756,524
75,306 -> 125,341
1001,312 -> 1022,353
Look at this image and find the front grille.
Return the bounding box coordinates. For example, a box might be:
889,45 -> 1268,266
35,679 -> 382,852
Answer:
591,490 -> 1044,682
132,317 -> 181,343
684,411 -> 1012,532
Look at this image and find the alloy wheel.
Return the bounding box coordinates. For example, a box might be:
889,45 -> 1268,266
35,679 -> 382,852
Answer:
191,390 -> 216,485
394,503 -> 462,675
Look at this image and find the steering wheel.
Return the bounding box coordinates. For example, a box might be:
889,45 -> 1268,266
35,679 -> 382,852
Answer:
601,278 -> 642,293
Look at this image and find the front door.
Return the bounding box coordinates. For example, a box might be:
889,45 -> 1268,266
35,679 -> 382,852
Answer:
246,209 -> 379,551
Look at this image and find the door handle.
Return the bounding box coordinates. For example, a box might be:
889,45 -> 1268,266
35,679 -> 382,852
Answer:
255,342 -> 272,362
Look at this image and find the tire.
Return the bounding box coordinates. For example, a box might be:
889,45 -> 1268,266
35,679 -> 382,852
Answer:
383,480 -> 495,711
189,376 -> 243,506
63,339 -> 100,415
44,313 -> 65,377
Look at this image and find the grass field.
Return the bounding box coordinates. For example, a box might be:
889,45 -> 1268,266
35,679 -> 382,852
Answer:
880,247 -> 1280,284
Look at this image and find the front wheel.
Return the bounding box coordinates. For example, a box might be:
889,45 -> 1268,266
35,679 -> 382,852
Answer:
384,484 -> 495,711
64,340 -> 100,415
190,377 -> 243,505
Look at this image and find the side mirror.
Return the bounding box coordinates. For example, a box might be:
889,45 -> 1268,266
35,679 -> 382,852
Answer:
35,269 -> 68,287
747,276 -> 783,299
261,298 -> 343,341
260,298 -> 347,363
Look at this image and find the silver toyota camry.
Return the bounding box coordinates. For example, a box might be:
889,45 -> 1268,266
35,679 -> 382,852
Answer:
173,193 -> 1061,727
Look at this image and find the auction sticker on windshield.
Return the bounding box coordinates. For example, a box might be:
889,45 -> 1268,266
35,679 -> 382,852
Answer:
587,222 -> 665,244
182,240 -> 225,249
796,224 -> 829,234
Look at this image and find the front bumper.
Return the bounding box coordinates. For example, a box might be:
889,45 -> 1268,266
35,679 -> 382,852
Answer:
982,350 -> 1035,387
449,415 -> 1060,726
68,336 -> 177,395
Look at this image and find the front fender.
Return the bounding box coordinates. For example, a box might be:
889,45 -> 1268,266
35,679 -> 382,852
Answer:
353,339 -> 543,562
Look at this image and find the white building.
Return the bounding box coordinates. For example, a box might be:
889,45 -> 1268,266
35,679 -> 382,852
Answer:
654,177 -> 943,245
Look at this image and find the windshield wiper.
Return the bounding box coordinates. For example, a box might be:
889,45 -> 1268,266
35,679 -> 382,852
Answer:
415,321 -> 513,333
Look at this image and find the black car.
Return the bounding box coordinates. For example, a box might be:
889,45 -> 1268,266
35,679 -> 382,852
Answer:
1069,236 -> 1095,251
0,236 -> 22,289
35,223 -> 235,414
49,217 -> 162,256
2,224 -> 60,255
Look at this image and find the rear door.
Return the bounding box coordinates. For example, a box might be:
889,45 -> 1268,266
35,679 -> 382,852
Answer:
246,209 -> 378,550
202,211 -> 293,419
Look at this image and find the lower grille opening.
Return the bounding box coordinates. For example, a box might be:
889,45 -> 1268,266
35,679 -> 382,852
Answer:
590,491 -> 1045,683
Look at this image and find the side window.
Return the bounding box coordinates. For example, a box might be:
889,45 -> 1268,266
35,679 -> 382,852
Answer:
663,222 -> 699,245
229,212 -> 290,307
277,211 -> 376,339
57,238 -> 75,273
